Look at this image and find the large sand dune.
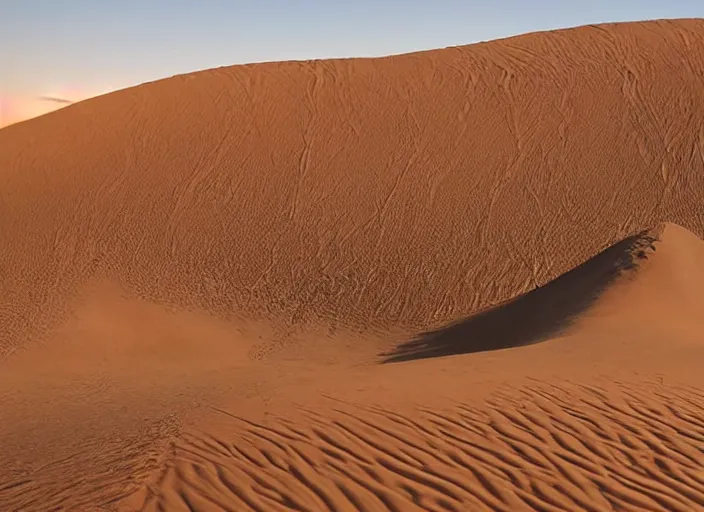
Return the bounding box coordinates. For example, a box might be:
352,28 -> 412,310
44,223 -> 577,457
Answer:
1,18 -> 703,511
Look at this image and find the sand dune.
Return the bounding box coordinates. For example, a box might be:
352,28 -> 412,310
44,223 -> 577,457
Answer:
1,18 -> 704,511
384,222 -> 704,363
383,225 -> 662,362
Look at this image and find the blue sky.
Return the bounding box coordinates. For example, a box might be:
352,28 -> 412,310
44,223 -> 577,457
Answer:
2,0 -> 704,97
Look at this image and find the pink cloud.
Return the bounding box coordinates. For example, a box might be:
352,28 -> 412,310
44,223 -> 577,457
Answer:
0,95 -> 70,128
0,89 -> 110,128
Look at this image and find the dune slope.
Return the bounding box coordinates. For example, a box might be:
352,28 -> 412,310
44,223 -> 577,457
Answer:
3,19 -> 704,354
1,18 -> 704,512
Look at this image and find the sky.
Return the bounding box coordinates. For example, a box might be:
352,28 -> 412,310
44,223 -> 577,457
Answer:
2,0 -> 704,127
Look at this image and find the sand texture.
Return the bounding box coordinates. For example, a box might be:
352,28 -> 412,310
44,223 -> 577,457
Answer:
1,18 -> 703,511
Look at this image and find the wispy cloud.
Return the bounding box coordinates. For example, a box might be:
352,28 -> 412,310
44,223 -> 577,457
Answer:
1,95 -> 74,128
37,96 -> 74,104
1,88 -> 114,128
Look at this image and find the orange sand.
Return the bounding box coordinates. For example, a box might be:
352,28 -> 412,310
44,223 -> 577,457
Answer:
1,19 -> 703,511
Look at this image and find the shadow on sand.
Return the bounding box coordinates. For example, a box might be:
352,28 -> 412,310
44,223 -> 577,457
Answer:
381,227 -> 660,364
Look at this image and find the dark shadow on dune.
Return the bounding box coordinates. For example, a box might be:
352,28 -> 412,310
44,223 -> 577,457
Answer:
381,227 -> 662,363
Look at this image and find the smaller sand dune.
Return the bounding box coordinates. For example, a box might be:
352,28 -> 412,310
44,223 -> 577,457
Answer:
384,222 -> 702,363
